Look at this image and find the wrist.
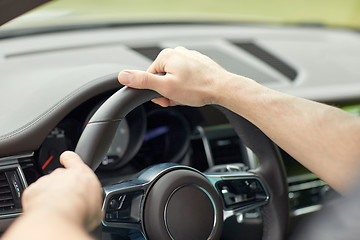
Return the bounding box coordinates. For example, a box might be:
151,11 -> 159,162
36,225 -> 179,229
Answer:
213,72 -> 251,107
214,72 -> 272,120
4,208 -> 93,240
24,202 -> 86,228
208,71 -> 235,106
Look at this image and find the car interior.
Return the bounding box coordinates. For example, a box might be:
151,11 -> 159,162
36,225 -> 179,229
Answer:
0,0 -> 360,239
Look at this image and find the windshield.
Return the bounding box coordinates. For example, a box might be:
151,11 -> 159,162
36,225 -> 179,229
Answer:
3,0 -> 360,30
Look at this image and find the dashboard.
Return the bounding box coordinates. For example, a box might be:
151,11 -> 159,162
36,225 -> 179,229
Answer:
1,23 -> 360,238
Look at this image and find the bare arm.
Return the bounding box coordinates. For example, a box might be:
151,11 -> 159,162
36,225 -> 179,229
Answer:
219,74 -> 360,192
118,47 -> 360,193
2,151 -> 103,240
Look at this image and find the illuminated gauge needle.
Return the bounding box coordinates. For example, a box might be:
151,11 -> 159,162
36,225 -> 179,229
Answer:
42,155 -> 54,170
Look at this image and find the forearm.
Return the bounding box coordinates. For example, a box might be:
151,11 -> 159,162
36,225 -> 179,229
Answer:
2,210 -> 93,240
217,73 -> 360,192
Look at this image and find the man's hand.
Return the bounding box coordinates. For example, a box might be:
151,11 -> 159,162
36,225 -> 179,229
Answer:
118,46 -> 232,107
3,151 -> 103,240
22,151 -> 103,231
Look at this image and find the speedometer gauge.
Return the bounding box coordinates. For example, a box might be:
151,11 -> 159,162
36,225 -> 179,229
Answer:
38,127 -> 68,174
101,120 -> 130,167
37,119 -> 81,174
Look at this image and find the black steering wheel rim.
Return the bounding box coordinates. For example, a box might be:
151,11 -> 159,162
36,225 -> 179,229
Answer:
75,77 -> 289,240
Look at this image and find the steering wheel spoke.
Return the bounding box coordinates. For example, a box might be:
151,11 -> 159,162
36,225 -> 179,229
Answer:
205,172 -> 269,221
102,179 -> 148,231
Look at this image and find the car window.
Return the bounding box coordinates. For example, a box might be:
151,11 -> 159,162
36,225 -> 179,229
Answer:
3,0 -> 360,30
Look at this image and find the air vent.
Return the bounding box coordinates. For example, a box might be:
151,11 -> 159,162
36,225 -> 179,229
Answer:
0,172 -> 14,212
131,46 -> 163,61
0,168 -> 25,216
233,42 -> 297,81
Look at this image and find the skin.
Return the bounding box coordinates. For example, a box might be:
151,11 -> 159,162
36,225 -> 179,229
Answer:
118,46 -> 360,193
2,151 -> 103,240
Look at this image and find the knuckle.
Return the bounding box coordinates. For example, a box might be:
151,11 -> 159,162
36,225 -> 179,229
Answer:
138,72 -> 149,87
158,48 -> 176,59
160,47 -> 173,55
175,46 -> 187,51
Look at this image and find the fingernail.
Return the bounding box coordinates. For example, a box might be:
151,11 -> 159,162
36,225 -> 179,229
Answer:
119,71 -> 133,85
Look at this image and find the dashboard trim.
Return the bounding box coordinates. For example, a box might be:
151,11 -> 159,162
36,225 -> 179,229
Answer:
196,126 -> 215,168
0,152 -> 34,164
292,204 -> 322,217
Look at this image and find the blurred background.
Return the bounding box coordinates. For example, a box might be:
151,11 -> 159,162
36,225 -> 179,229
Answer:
4,0 -> 360,29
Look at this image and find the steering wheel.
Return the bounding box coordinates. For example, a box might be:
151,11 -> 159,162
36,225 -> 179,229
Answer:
75,80 -> 289,240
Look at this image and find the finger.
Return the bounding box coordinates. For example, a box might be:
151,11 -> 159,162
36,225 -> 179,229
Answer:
60,151 -> 86,170
118,70 -> 166,91
151,98 -> 171,107
147,48 -> 174,74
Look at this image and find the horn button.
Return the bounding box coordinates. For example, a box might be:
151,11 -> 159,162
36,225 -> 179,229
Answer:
143,169 -> 223,240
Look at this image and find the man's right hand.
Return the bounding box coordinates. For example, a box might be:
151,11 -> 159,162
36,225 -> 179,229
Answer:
118,46 -> 233,107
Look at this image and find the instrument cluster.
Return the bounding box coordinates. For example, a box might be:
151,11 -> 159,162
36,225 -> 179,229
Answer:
36,96 -> 196,176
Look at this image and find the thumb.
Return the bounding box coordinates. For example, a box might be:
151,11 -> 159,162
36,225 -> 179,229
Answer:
60,151 -> 87,170
118,70 -> 164,91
